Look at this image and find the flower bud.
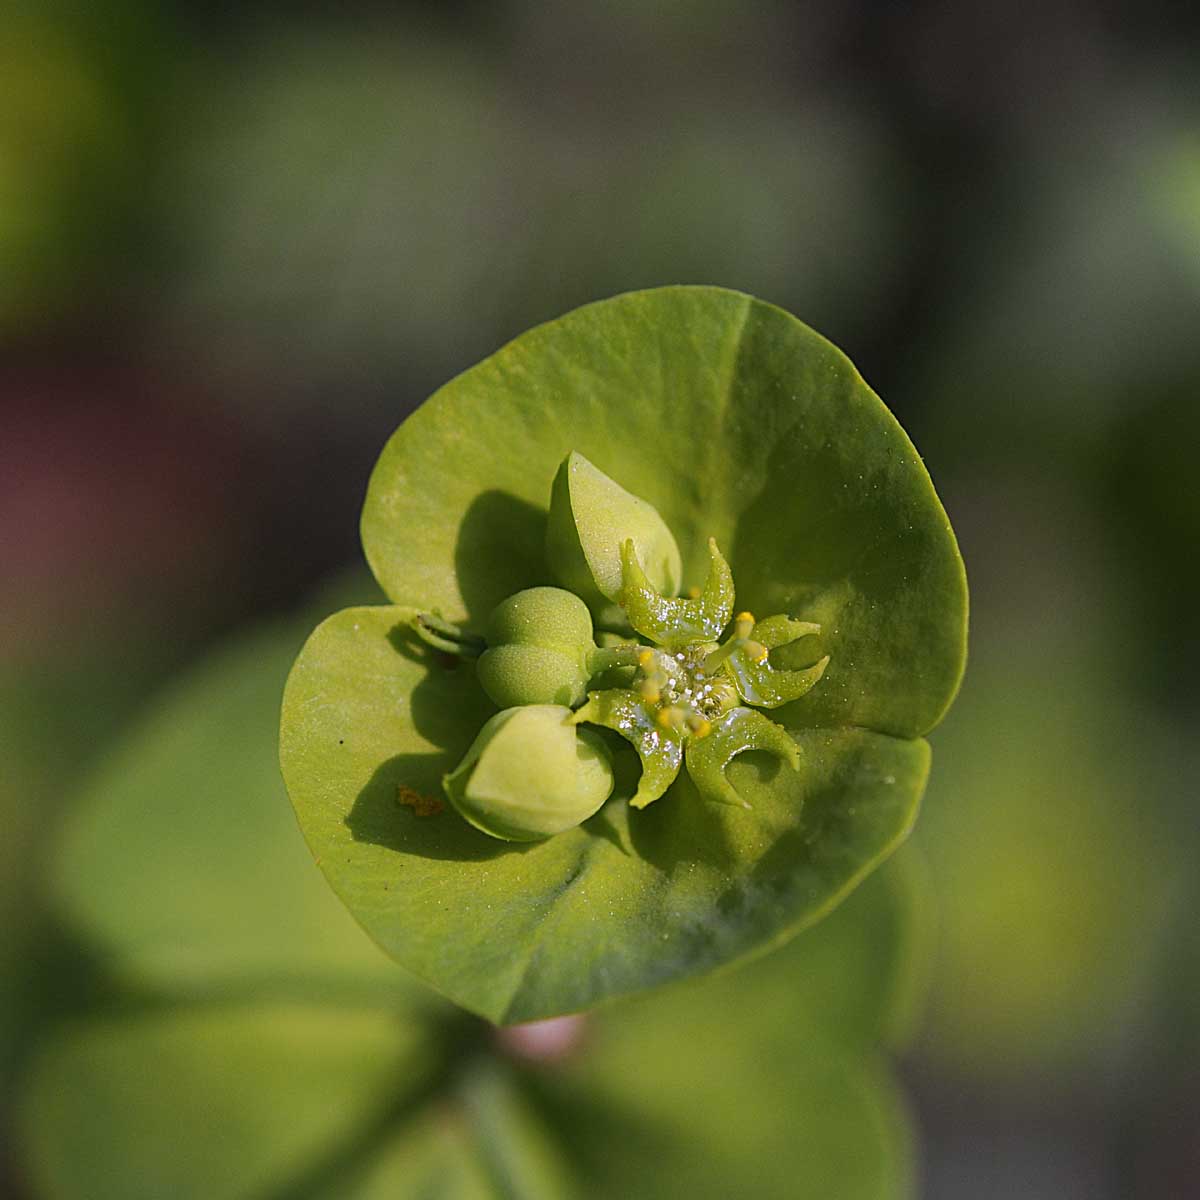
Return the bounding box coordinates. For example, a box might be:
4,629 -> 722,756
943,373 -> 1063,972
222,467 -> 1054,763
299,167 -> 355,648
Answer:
443,705 -> 615,841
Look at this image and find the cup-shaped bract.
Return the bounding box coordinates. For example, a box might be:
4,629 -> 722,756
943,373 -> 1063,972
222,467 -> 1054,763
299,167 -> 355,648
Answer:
282,286 -> 968,1023
546,451 -> 683,627
443,705 -> 614,841
476,587 -> 595,709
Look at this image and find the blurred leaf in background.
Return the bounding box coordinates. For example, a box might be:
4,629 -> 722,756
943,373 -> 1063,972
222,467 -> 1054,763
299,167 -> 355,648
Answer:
885,60 -> 1200,1192
153,6 -> 906,432
0,0 -> 173,330
160,28 -> 521,420
917,615 -> 1175,1086
0,369 -> 263,1096
911,77 -> 1200,468
904,455 -> 1191,1194
515,98 -> 908,348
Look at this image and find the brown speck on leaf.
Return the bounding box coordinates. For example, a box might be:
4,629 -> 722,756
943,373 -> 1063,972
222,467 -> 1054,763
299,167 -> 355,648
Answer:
396,784 -> 444,817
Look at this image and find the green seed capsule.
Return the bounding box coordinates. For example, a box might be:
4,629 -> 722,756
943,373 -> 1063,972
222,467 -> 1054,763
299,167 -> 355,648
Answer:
443,705 -> 615,841
545,451 -> 682,628
476,587 -> 596,708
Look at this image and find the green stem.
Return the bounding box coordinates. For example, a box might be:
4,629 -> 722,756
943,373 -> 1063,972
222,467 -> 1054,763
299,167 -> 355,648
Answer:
586,644 -> 641,674
410,612 -> 486,659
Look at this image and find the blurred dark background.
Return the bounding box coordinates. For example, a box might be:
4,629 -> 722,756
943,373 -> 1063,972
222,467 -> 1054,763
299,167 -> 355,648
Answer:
3,1 -> 1197,1196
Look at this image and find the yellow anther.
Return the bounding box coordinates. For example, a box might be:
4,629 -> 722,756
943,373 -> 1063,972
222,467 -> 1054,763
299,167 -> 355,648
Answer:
656,706 -> 685,731
636,648 -> 655,669
638,680 -> 662,704
733,612 -> 755,640
744,640 -> 769,664
686,714 -> 712,738
686,586 -> 702,599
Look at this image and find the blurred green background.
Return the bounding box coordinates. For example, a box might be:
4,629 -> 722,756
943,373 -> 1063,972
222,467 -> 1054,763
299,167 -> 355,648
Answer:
2,1 -> 1197,1196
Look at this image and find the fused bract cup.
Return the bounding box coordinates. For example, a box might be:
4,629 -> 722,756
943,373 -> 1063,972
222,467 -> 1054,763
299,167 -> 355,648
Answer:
281,286 -> 967,1023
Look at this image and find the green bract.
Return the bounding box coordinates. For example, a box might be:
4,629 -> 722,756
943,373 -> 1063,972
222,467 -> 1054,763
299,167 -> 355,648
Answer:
281,286 -> 967,1022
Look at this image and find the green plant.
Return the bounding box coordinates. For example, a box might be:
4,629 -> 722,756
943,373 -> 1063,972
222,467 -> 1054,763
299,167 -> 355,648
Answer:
279,286 -> 967,1022
21,601 -> 930,1200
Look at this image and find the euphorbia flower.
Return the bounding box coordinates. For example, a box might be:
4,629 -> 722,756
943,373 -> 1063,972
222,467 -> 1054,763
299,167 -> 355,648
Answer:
279,287 -> 967,1023
409,452 -> 834,836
